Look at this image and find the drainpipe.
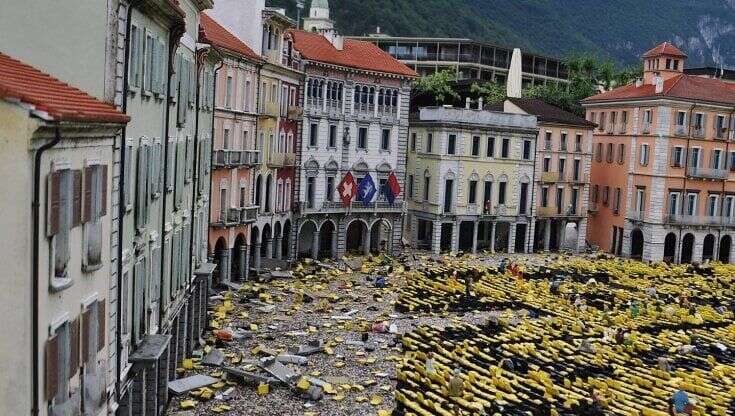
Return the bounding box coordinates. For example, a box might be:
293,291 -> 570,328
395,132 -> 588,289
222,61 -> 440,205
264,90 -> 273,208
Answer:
527,126 -> 539,253
677,103 -> 697,262
31,124 -> 62,416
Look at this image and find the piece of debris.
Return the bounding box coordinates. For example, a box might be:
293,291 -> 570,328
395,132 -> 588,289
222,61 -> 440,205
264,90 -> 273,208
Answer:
276,354 -> 308,366
222,366 -> 275,386
169,374 -> 219,395
201,348 -> 225,367
259,357 -> 300,384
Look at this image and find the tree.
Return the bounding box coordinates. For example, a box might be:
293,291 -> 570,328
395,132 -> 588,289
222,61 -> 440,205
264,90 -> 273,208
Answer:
470,82 -> 506,106
413,70 -> 459,105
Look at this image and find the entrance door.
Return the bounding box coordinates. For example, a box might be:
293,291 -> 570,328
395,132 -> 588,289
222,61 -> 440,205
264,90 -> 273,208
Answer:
443,179 -> 453,213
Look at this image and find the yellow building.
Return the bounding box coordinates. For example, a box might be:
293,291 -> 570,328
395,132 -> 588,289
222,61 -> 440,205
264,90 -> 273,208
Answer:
406,104 -> 538,253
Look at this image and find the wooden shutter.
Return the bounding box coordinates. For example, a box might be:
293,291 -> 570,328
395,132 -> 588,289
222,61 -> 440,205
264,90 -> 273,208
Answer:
82,305 -> 93,361
69,317 -> 80,377
47,171 -> 62,236
82,166 -> 93,223
710,150 -> 716,169
45,332 -> 59,399
100,165 -> 108,217
97,300 -> 106,352
72,170 -> 83,227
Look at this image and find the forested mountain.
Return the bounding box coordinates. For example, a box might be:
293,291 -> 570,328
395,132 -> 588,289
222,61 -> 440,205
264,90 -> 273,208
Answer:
268,0 -> 735,68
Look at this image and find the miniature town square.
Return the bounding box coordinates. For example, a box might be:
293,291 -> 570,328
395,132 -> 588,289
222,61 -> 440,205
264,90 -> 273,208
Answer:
2,1 -> 735,416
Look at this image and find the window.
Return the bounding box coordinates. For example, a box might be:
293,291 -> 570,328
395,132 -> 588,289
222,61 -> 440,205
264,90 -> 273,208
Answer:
608,113 -> 616,131
471,136 -> 480,156
543,157 -> 551,172
541,186 -> 549,207
712,150 -> 723,169
643,109 -> 652,125
83,164 -> 108,269
427,133 -> 434,153
716,115 -> 727,138
599,112 -> 606,131
560,133 -> 567,151
613,187 -> 621,213
676,111 -> 686,127
671,146 -> 684,167
592,185 -> 599,203
639,144 -> 649,166
381,129 -> 391,151
468,180 -> 478,204
694,113 -> 704,130
686,193 -> 697,215
621,111 -> 628,131
522,140 -> 532,160
498,181 -> 507,205
544,132 -> 552,150
725,196 -> 735,218
486,137 -> 495,157
309,123 -> 318,147
730,151 -> 735,172
244,80 -> 251,111
690,147 -> 701,168
606,143 -> 613,163
596,143 -> 602,162
423,176 -> 430,201
668,193 -> 679,216
176,55 -> 190,125
48,168 -> 79,286
411,133 -> 417,151
129,24 -> 143,89
635,188 -> 645,213
143,31 -> 154,93
602,186 -> 610,205
519,183 -> 528,214
501,138 -> 510,158
447,134 -> 456,155
558,158 -> 566,176
45,318 -> 79,404
328,125 -> 337,148
408,174 -> 414,199
572,159 -> 580,181
575,134 -> 582,152
132,257 -> 147,344
225,75 -> 233,108
325,176 -> 335,202
707,195 -> 718,216
306,177 -> 315,208
483,181 -> 493,212
443,179 -> 454,213
555,187 -> 564,214
617,143 -> 625,164
358,127 -> 368,149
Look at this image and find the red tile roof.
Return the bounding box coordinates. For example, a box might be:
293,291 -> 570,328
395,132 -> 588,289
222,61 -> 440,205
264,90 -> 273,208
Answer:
642,42 -> 687,58
290,30 -> 417,77
0,52 -> 129,123
583,74 -> 735,105
199,13 -> 263,63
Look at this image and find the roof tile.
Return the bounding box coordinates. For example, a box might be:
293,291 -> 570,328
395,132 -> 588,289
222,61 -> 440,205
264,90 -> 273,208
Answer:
0,52 -> 129,124
290,30 -> 416,77
642,42 -> 687,58
584,74 -> 735,105
199,13 -> 263,63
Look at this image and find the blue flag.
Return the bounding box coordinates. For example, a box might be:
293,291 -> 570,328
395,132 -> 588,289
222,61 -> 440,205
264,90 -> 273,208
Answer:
357,173 -> 377,206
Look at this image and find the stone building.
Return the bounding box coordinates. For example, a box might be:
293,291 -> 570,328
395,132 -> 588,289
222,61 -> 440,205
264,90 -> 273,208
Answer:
290,0 -> 417,259
584,42 -> 735,263
200,13 -> 262,285
406,105 -> 538,254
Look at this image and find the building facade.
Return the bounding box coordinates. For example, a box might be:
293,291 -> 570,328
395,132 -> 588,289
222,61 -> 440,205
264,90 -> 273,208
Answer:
584,42 -> 735,264
201,13 -> 262,285
500,97 -> 595,253
407,106 -> 538,254
290,1 -> 416,260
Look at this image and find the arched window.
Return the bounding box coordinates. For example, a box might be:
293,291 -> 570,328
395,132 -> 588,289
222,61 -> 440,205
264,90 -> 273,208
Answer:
378,89 -> 384,106
318,80 -> 324,99
361,86 -> 368,104
338,83 -> 343,101
354,86 -> 360,103
368,87 -> 375,105
392,90 -> 398,107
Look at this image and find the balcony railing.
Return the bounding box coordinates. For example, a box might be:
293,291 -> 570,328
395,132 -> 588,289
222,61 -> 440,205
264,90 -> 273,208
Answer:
642,123 -> 651,134
301,200 -> 405,213
693,127 -> 705,138
239,206 -> 258,224
539,172 -> 557,183
268,152 -> 296,168
716,128 -> 728,139
287,105 -> 303,121
538,206 -> 580,217
687,166 -> 729,180
260,101 -> 279,118
675,125 -> 687,136
213,150 -> 261,168
666,214 -> 730,226
479,204 -> 517,217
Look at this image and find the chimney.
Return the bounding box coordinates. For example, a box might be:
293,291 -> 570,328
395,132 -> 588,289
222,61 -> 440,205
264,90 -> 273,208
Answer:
478,97 -> 484,110
635,78 -> 643,88
465,97 -> 471,109
506,48 -> 523,99
654,75 -> 664,94
376,26 -> 381,34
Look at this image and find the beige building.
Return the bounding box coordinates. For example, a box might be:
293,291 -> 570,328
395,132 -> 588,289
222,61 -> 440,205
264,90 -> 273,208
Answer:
0,53 -> 128,416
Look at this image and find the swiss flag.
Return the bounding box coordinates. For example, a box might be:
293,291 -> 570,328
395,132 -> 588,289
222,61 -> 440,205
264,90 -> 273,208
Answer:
337,171 -> 357,207
385,171 -> 401,205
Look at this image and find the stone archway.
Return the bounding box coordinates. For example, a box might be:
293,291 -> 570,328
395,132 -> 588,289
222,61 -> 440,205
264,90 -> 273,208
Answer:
681,233 -> 694,264
702,234 -> 716,261
261,223 -> 272,259
370,219 -> 392,254
298,220 -> 318,259
265,175 -> 273,213
273,222 -> 283,260
319,220 -> 336,259
214,237 -> 229,285
232,233 -> 248,281
663,233 -> 677,263
250,226 -> 261,273
346,219 -> 368,254
630,228 -> 644,260
719,235 -> 732,264
282,220 -> 291,260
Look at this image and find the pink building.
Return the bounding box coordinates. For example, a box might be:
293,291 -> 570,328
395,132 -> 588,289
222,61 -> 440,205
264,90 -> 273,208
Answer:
200,13 -> 263,283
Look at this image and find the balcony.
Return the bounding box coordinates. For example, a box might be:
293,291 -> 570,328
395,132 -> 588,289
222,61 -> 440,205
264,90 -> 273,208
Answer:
616,123 -> 627,134
665,214 -> 728,226
268,152 -> 295,168
213,206 -> 259,228
715,128 -> 728,140
642,123 -> 651,134
629,210 -> 645,221
259,101 -> 279,118
479,204 -> 518,217
239,206 -> 258,224
537,206 -> 581,218
539,172 -> 558,183
300,200 -> 405,214
674,125 -> 687,136
213,150 -> 260,168
287,105 -> 303,121
687,166 -> 729,180
693,127 -> 705,138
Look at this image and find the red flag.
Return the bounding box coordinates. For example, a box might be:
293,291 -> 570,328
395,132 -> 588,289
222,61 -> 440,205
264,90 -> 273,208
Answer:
387,171 -> 401,198
337,171 -> 357,207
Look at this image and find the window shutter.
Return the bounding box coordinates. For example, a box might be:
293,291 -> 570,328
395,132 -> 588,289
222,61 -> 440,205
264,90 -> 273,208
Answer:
710,150 -> 716,169
100,165 -> 108,217
189,60 -> 196,106
82,305 -> 93,361
167,139 -> 175,192
97,300 -> 106,352
69,317 -> 80,378
149,143 -> 157,197
82,167 -> 93,223
136,27 -> 144,88
670,147 -> 675,166
45,332 -> 59,399
72,170 -> 83,227
47,171 -> 62,236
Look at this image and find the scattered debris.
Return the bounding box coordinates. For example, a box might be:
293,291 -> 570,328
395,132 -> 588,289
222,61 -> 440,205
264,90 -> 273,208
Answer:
168,375 -> 219,395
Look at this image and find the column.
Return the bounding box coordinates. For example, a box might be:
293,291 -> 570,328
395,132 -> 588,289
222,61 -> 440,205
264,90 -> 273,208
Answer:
544,219 -> 551,251
216,249 -> 230,283
266,238 -> 274,260
489,222 -> 496,253
331,230 -> 338,259
322,82 -> 327,111
275,237 -> 283,260
312,231 -> 320,259
363,226 -> 371,256
432,220 -> 442,254
508,223 -> 516,254
373,88 -> 379,118
558,220 -> 568,250
237,245 -> 247,280
472,221 -> 479,254
254,243 -> 261,272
